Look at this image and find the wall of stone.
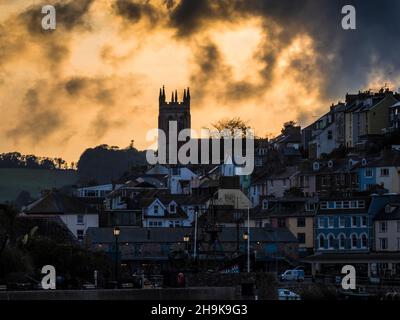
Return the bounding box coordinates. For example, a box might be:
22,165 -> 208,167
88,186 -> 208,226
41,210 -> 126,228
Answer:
186,272 -> 278,300
0,287 -> 237,300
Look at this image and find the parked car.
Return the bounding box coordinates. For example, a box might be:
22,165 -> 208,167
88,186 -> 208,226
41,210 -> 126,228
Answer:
278,288 -> 301,300
279,269 -> 305,282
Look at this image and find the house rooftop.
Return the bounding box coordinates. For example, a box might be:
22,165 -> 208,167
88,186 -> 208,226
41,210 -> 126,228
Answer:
86,226 -> 298,244
23,190 -> 98,215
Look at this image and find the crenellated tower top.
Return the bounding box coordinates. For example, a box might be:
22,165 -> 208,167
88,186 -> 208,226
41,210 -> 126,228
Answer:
159,86 -> 190,108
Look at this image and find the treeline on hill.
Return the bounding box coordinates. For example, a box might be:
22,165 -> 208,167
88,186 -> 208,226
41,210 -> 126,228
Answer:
0,152 -> 70,170
77,144 -> 147,185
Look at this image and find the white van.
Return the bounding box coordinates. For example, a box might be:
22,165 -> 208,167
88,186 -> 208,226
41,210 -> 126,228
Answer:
278,289 -> 301,300
279,269 -> 305,282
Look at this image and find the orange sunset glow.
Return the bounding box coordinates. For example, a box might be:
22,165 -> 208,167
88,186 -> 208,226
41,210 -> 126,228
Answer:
1,0 -> 399,162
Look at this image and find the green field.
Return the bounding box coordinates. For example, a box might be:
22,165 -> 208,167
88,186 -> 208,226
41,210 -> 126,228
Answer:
0,168 -> 79,204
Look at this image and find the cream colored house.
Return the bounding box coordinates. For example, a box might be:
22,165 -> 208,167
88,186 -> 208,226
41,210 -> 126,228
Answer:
374,203 -> 400,252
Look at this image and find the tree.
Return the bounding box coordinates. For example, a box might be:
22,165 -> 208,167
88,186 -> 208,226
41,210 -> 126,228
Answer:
281,120 -> 297,135
212,117 -> 250,137
77,144 -> 146,184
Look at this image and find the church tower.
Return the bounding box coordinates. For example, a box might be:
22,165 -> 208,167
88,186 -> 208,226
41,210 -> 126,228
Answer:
158,86 -> 191,161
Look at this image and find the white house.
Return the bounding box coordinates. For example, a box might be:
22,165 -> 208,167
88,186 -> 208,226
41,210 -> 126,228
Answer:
77,183 -> 123,198
168,166 -> 198,194
141,197 -> 189,227
22,190 -> 99,241
266,166 -> 299,197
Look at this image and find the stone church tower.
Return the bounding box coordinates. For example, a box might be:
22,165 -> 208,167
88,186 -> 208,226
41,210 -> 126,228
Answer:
158,86 -> 191,160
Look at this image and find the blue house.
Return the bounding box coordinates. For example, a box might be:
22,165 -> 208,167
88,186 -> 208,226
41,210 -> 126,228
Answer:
315,193 -> 400,253
358,156 -> 400,193
315,196 -> 371,252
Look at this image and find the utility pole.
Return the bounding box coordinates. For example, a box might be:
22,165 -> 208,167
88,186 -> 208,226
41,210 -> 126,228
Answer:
193,211 -> 198,259
247,207 -> 250,273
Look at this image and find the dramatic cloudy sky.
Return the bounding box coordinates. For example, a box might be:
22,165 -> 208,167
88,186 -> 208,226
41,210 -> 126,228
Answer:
1,0 -> 400,162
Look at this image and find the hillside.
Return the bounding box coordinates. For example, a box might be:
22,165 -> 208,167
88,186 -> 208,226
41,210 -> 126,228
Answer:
0,168 -> 78,204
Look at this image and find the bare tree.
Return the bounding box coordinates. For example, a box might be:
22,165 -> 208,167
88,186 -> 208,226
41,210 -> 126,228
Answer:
211,117 -> 250,137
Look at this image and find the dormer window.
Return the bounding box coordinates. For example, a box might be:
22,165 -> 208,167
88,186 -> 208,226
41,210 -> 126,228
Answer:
313,162 -> 320,171
328,160 -> 333,168
169,203 -> 176,213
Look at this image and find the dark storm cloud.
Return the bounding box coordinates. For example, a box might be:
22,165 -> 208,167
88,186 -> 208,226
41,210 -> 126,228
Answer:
0,0 -> 95,72
63,76 -> 137,139
189,39 -> 263,105
6,87 -> 62,143
114,0 -> 161,25
20,0 -> 94,35
65,77 -> 87,95
167,0 -> 400,101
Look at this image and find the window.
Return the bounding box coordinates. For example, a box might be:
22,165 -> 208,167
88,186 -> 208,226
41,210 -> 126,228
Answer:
328,217 -> 334,228
77,215 -> 84,225
343,201 -> 350,209
351,234 -> 358,248
379,221 -> 387,233
397,238 -> 400,250
328,234 -> 335,249
297,217 -> 306,228
339,217 -> 346,228
318,217 -> 325,228
361,234 -> 368,248
365,169 -> 373,177
327,130 -> 333,140
278,218 -> 286,228
380,168 -> 389,177
351,216 -> 357,227
358,201 -> 365,208
339,234 -> 346,249
77,229 -> 84,241
380,238 -> 388,250
262,200 -> 269,210
305,203 -> 315,211
361,216 -> 367,227
154,205 -> 159,215
320,202 -> 328,209
297,233 -> 306,244
169,204 -> 176,213
149,221 -> 162,227
335,201 -> 343,209
174,221 -> 181,227
397,221 -> 400,233
318,234 -> 325,249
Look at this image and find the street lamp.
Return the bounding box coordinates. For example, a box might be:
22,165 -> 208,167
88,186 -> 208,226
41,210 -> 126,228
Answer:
183,234 -> 190,251
242,231 -> 250,273
113,226 -> 120,282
